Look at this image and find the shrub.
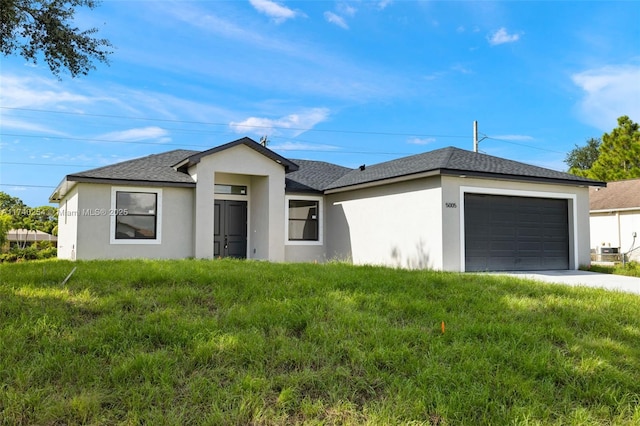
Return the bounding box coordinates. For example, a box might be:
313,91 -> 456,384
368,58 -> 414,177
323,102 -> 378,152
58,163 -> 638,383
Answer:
0,246 -> 57,263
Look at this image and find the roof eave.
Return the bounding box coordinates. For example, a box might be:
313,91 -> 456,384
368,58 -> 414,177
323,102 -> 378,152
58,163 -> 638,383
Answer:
65,175 -> 196,188
439,169 -> 607,187
323,168 -> 606,194
590,207 -> 640,214
324,170 -> 441,194
49,177 -> 78,203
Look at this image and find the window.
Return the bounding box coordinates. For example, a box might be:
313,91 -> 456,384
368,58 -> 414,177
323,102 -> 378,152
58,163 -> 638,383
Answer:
110,187 -> 162,244
214,184 -> 247,195
287,198 -> 321,243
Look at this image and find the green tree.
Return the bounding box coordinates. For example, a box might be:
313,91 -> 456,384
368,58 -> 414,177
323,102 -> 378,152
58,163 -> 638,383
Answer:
0,191 -> 26,212
1,0 -> 112,77
0,192 -> 58,244
0,213 -> 12,248
29,206 -> 58,235
589,116 -> 640,181
565,137 -> 601,177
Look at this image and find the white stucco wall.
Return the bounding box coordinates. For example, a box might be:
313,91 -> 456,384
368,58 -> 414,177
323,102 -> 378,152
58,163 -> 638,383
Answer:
590,210 -> 640,262
440,176 -> 592,271
70,183 -> 194,260
190,144 -> 286,261
325,177 -> 443,269
57,186 -> 79,260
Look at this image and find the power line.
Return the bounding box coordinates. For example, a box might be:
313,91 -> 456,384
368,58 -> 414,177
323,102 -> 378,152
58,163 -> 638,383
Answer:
1,161 -> 100,168
0,133 -> 418,156
0,183 -> 57,189
0,106 -> 468,139
1,133 -> 212,148
485,137 -> 566,155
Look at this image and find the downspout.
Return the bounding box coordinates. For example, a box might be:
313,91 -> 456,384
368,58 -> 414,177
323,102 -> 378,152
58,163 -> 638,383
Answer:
616,211 -> 621,253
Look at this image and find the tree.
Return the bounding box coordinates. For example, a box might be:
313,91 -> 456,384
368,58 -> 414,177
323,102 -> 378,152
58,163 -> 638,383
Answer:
0,192 -> 58,248
589,116 -> 640,181
565,137 -> 601,177
0,192 -> 26,216
1,0 -> 112,77
0,213 -> 12,248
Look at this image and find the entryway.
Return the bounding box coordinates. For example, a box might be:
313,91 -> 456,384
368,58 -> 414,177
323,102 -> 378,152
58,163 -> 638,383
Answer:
214,200 -> 247,258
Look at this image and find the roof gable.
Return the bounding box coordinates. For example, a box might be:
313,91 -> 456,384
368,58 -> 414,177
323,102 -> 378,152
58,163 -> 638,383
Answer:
590,178 -> 640,211
179,137 -> 299,172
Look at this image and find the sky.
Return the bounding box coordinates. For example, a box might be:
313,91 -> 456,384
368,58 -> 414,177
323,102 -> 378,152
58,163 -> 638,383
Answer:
1,0 -> 639,208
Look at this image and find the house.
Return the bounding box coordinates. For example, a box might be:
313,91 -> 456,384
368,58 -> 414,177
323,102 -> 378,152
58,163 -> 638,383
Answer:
50,137 -> 605,271
6,229 -> 58,249
589,178 -> 640,262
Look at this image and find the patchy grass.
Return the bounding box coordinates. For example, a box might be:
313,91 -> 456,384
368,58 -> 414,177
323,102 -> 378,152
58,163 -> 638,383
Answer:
587,261 -> 640,278
1,259 -> 640,425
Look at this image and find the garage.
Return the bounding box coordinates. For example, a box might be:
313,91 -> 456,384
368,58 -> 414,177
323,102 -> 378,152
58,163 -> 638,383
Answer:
464,193 -> 569,272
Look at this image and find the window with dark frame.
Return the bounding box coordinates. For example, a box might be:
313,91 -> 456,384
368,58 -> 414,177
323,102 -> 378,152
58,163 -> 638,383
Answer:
115,191 -> 157,239
288,199 -> 319,241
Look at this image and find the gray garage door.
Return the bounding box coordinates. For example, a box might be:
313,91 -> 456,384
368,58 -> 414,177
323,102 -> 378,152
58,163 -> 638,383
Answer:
464,194 -> 569,272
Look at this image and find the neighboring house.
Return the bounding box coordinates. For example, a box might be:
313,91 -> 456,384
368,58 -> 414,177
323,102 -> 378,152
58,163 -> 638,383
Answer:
50,137 -> 604,271
589,178 -> 640,262
6,229 -> 58,249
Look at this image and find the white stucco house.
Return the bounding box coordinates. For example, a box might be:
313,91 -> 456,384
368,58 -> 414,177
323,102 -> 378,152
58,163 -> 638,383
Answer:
589,178 -> 640,262
50,137 -> 605,271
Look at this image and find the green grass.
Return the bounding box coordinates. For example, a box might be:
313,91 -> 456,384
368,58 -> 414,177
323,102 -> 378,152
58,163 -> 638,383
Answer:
1,259 -> 640,425
587,261 -> 640,278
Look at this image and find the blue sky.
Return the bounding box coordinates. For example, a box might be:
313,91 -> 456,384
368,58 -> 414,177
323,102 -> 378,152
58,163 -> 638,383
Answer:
1,0 -> 639,207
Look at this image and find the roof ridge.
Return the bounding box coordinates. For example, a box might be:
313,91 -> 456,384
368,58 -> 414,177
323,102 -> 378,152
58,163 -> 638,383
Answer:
441,146 -> 458,168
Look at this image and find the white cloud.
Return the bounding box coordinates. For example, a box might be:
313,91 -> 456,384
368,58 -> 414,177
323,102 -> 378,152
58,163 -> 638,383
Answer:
0,74 -> 93,108
249,0 -> 299,23
572,65 -> 640,131
407,137 -> 436,145
324,11 -> 349,29
337,3 -> 357,17
451,64 -> 473,74
0,117 -> 68,135
97,127 -> 171,143
229,108 -> 330,137
488,27 -> 521,46
377,0 -> 393,10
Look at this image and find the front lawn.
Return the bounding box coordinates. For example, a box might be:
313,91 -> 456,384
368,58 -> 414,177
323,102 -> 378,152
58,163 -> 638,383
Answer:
1,259 -> 639,425
588,261 -> 640,278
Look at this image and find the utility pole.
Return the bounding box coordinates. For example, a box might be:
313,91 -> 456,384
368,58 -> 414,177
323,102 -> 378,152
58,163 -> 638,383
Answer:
473,121 -> 487,152
473,121 -> 479,153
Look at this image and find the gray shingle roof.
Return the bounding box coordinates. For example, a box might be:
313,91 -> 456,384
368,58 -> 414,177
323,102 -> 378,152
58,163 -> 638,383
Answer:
69,149 -> 198,185
325,146 -> 605,190
589,178 -> 640,210
285,159 -> 353,192
55,143 -> 605,202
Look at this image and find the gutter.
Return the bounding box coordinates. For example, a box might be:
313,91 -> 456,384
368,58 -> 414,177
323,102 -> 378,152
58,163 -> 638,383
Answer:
325,168 -> 605,195
49,176 -> 196,202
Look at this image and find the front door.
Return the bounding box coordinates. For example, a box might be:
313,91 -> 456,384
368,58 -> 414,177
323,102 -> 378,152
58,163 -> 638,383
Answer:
214,200 -> 247,258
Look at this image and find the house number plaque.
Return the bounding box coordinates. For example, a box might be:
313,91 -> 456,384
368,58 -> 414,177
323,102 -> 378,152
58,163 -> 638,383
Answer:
445,202 -> 457,208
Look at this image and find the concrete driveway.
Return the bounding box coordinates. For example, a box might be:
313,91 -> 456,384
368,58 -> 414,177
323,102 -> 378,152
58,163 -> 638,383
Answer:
495,270 -> 640,295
